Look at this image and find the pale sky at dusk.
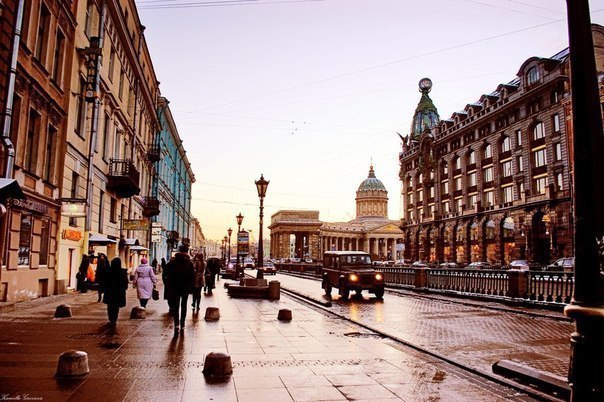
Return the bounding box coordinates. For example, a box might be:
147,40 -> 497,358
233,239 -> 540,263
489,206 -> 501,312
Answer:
135,0 -> 604,241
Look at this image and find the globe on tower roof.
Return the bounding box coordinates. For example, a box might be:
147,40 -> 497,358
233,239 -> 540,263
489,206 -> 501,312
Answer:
357,165 -> 387,192
411,78 -> 440,138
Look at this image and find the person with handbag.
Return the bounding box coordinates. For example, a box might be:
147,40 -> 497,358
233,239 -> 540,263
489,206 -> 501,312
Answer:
165,245 -> 195,334
101,257 -> 129,325
133,257 -> 158,308
191,253 -> 205,311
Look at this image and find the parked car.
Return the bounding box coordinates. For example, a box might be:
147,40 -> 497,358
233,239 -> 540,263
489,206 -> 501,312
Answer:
304,258 -> 313,264
466,261 -> 492,269
438,262 -> 460,269
411,261 -> 429,268
243,257 -> 255,268
545,257 -> 575,272
508,260 -> 542,271
320,251 -> 385,300
259,261 -> 277,275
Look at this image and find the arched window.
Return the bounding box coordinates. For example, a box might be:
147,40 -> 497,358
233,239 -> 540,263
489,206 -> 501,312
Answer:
484,144 -> 492,159
441,161 -> 448,175
467,150 -> 476,165
453,156 -> 461,170
527,66 -> 540,85
533,122 -> 545,140
501,136 -> 511,152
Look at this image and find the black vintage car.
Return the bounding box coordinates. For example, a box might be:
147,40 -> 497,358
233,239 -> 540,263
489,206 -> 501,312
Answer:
320,251 -> 385,300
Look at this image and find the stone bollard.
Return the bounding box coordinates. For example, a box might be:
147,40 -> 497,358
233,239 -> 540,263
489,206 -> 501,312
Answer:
130,306 -> 146,319
204,307 -> 220,321
277,309 -> 292,321
268,281 -> 280,300
55,350 -> 89,378
54,304 -> 72,318
202,352 -> 233,379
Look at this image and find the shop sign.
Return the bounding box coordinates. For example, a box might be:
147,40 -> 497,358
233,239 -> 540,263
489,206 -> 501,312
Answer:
62,229 -> 83,242
237,230 -> 250,255
122,219 -> 149,230
61,203 -> 86,217
84,37 -> 101,102
151,227 -> 161,235
151,222 -> 162,227
151,234 -> 162,243
11,199 -> 48,214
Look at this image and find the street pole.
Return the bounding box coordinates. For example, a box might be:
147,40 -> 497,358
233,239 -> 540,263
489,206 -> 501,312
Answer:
255,174 -> 269,279
564,1 -> 604,400
227,228 -> 232,263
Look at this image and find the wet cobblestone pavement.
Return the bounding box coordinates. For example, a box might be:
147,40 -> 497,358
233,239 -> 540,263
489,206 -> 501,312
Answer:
275,272 -> 573,379
0,278 -> 554,401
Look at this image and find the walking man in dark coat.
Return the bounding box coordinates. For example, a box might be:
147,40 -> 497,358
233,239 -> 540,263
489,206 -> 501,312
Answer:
101,257 -> 129,325
165,245 -> 195,333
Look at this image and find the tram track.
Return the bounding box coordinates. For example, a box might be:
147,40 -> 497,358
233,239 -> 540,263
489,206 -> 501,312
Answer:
279,285 -> 567,402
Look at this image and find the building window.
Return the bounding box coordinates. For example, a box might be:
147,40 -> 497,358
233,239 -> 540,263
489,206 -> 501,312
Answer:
468,194 -> 477,208
10,96 -> 22,146
443,201 -> 450,213
483,144 -> 492,159
533,122 -> 545,140
85,0 -> 96,37
501,136 -> 511,152
69,172 -> 79,226
468,171 -> 476,186
467,150 -> 475,165
110,198 -> 118,223
39,218 -> 50,266
516,129 -> 522,147
98,191 -> 104,233
556,173 -> 563,191
75,78 -> 87,137
527,66 -> 540,85
484,190 -> 494,206
417,189 -> 423,202
501,160 -> 513,177
454,156 -> 461,170
52,30 -> 65,85
34,5 -> 50,64
108,47 -> 116,82
24,109 -> 41,173
455,176 -> 462,191
554,143 -> 562,161
483,166 -> 493,182
441,162 -> 448,175
533,148 -> 547,168
43,125 -> 57,183
441,180 -> 449,194
429,186 -> 435,198
455,198 -> 463,212
18,213 -> 32,266
534,176 -> 548,194
102,114 -> 110,160
502,185 -> 514,203
517,156 -> 524,172
552,114 -> 560,133
118,69 -> 125,99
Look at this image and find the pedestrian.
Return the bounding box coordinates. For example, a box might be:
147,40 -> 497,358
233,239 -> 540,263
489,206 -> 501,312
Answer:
95,253 -> 110,302
164,245 -> 195,334
101,257 -> 129,325
162,256 -> 174,315
151,258 -> 158,274
191,253 -> 205,311
76,255 -> 90,293
160,257 -> 167,273
133,257 -> 158,308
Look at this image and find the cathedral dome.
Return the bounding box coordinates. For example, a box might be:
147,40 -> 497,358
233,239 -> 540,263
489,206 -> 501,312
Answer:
357,165 -> 386,192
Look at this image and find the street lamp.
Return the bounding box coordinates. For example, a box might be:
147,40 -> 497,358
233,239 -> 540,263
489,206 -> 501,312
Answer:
236,213 -> 244,267
223,236 -> 228,264
227,228 -> 232,263
255,174 -> 269,279
564,1 -> 604,400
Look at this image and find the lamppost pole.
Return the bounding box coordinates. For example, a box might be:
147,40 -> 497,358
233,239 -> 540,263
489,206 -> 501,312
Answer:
255,174 -> 269,279
236,213 -> 244,267
564,1 -> 604,400
223,236 -> 227,265
227,228 -> 232,263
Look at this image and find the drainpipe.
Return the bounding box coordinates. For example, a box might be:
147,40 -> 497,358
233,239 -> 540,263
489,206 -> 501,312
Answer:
2,0 -> 25,178
83,2 -> 106,255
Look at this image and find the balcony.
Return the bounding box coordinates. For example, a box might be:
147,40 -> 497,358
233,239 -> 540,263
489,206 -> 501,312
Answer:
147,145 -> 161,162
142,196 -> 160,217
107,159 -> 140,198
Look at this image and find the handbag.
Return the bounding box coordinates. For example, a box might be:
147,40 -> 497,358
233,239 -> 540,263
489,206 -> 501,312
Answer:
152,285 -> 159,301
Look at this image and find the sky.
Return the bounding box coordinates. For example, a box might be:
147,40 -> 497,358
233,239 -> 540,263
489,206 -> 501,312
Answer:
135,0 -> 604,242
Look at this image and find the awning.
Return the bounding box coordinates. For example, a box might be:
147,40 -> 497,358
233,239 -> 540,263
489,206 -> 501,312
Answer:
123,238 -> 140,246
503,221 -> 515,230
89,233 -> 117,244
486,220 -> 495,228
129,245 -> 149,252
0,178 -> 26,201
